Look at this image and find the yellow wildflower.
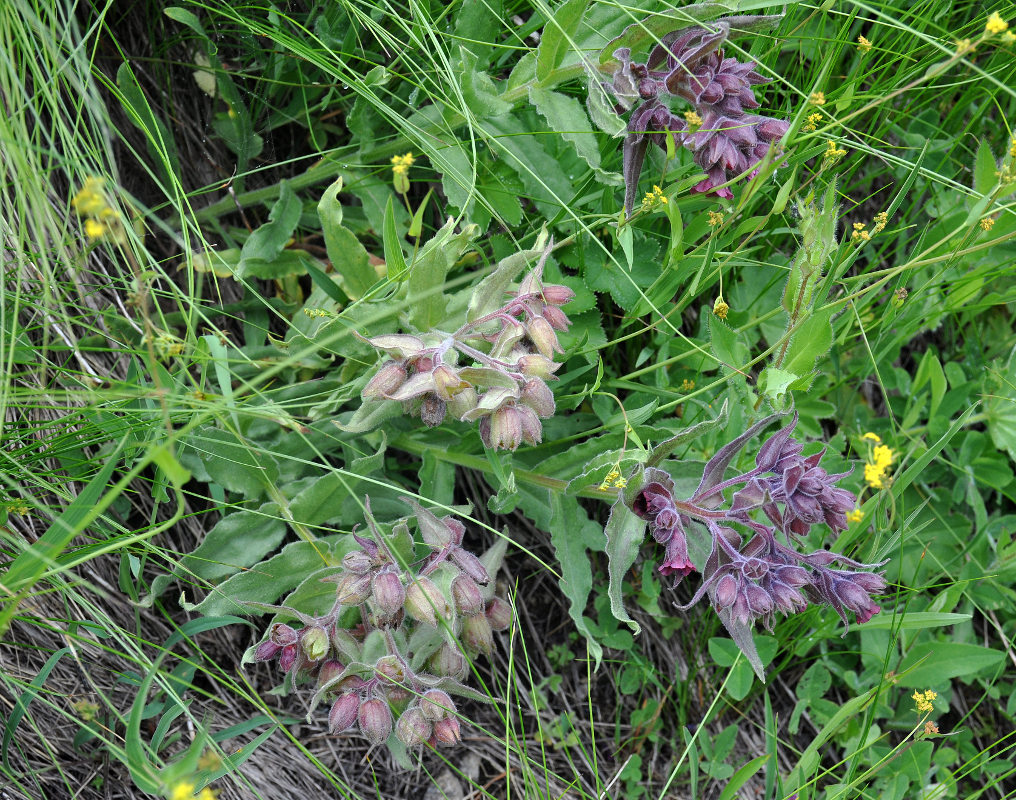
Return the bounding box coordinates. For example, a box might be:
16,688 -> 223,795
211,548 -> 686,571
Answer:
809,91 -> 826,106
980,217 -> 995,231
852,222 -> 870,242
846,508 -> 864,523
1004,30 -> 1016,43
712,296 -> 729,319
640,185 -> 668,212
912,689 -> 936,714
872,211 -> 888,233
390,152 -> 415,175
680,378 -> 696,392
684,110 -> 703,132
196,789 -> 218,800
803,112 -> 822,133
955,38 -> 975,55
71,176 -> 110,217
862,432 -> 882,443
986,12 -> 1009,35
857,35 -> 873,53
171,783 -> 195,800
864,443 -> 895,489
707,210 -> 724,226
824,140 -> 847,163
1010,135 -> 1016,158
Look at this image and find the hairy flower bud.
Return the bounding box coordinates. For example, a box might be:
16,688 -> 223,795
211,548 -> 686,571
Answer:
517,405 -> 543,446
300,626 -> 329,662
358,698 -> 394,746
527,315 -> 563,358
374,654 -> 410,686
451,547 -> 491,584
318,659 -> 346,689
515,353 -> 562,379
542,304 -> 572,332
405,577 -> 450,626
421,689 -> 455,721
254,640 -> 281,662
395,706 -> 432,746
451,574 -> 484,616
342,550 -> 375,574
278,644 -> 298,673
541,283 -> 575,306
485,596 -> 513,631
446,386 -> 479,419
362,361 -> 407,399
462,613 -> 494,655
335,571 -> 372,605
487,404 -> 523,451
431,716 -> 462,746
520,378 -> 555,418
714,574 -> 738,609
328,693 -> 360,734
432,365 -> 470,402
430,642 -> 469,679
420,395 -> 447,427
270,623 -> 299,647
371,570 -> 406,618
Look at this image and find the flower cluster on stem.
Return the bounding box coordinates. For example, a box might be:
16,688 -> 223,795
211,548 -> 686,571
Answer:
252,500 -> 512,751
360,252 -> 572,450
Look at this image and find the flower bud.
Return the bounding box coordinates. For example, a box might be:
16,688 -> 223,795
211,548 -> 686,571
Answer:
317,659 -> 345,689
374,654 -> 410,686
541,283 -> 575,306
451,574 -> 484,616
358,698 -> 393,746
420,395 -> 447,427
517,404 -> 543,446
328,693 -> 361,734
342,550 -> 374,574
462,613 -> 494,655
429,642 -> 469,680
335,571 -> 373,605
488,405 -> 523,451
405,577 -> 450,626
451,548 -> 491,584
431,716 -> 461,746
270,623 -> 299,647
542,305 -> 571,332
362,361 -> 407,399
520,378 -> 555,418
337,675 -> 368,693
515,354 -> 561,379
395,706 -> 432,747
527,315 -> 562,357
300,626 -> 329,662
420,689 -> 455,721
714,575 -> 738,609
278,644 -> 298,673
485,596 -> 513,631
371,571 -> 406,618
254,640 -> 281,662
432,366 -> 470,402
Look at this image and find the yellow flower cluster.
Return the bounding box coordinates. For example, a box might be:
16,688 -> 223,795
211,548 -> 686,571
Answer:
846,508 -> 864,523
803,112 -> 822,133
852,222 -> 870,242
912,689 -> 937,714
980,217 -> 995,231
4,499 -> 30,515
986,12 -> 1009,35
857,35 -> 873,53
809,91 -> 826,106
641,185 -> 668,212
861,433 -> 895,489
170,782 -> 217,800
599,467 -> 628,491
1009,135 -> 1016,159
684,110 -> 703,132
712,296 -> 729,319
302,307 -> 332,319
390,152 -> 415,176
680,378 -> 696,392
71,176 -> 123,242
707,210 -> 724,226
824,140 -> 847,164
955,38 -> 975,56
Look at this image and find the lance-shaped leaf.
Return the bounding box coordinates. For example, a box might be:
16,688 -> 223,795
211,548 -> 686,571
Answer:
691,410 -> 785,507
646,399 -> 730,468
604,497 -> 648,634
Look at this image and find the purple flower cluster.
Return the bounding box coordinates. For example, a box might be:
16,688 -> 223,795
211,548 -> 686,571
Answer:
609,20 -> 790,214
252,501 -> 512,751
360,260 -> 572,450
629,415 -> 887,634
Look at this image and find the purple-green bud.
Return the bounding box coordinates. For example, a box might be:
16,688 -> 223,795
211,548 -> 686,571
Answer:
254,640 -> 281,662
371,571 -> 406,617
429,642 -> 469,680
526,315 -> 562,358
446,386 -> 479,419
485,596 -> 513,631
317,659 -> 345,689
517,404 -> 543,446
278,644 -> 298,672
342,550 -> 374,574
431,716 -> 462,746
515,354 -> 561,379
386,685 -> 412,705
374,654 -> 410,686
420,395 -> 447,427
542,305 -> 571,332
451,548 -> 491,585
395,706 -> 433,747
520,378 -> 555,418
432,365 -> 470,402
488,404 -> 523,451
362,360 -> 408,399
420,689 -> 455,721
269,623 -> 298,647
328,693 -> 360,734
404,577 -> 450,626
335,571 -> 372,605
541,283 -> 575,307
451,574 -> 485,616
358,698 -> 394,746
462,613 -> 494,655
300,626 -> 329,662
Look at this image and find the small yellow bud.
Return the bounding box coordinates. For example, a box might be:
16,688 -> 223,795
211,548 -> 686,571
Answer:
707,210 -> 724,227
846,509 -> 863,523
684,110 -> 703,132
809,91 -> 826,106
980,216 -> 995,231
986,12 -> 1008,35
712,296 -> 729,319
803,112 -> 822,133
857,35 -> 873,53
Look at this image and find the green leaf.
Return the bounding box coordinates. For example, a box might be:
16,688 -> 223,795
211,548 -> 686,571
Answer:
529,86 -> 620,184
288,472 -> 356,525
237,250 -> 313,280
536,0 -> 589,82
604,500 -> 646,634
334,397 -> 402,434
187,540 -> 337,617
459,47 -> 512,117
382,195 -> 408,281
318,177 -> 377,299
646,399 -> 728,468
178,504 -> 286,584
2,648 -> 70,768
985,346 -> 1016,465
717,755 -> 771,800
781,306 -> 834,377
240,180 -> 301,268
912,350 -> 947,420
857,611 -> 972,631
467,235 -> 549,322
181,427 -> 279,499
115,63 -> 180,187
973,139 -> 998,196
898,642 -> 1005,687
548,492 -> 605,668
407,218 -> 479,330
